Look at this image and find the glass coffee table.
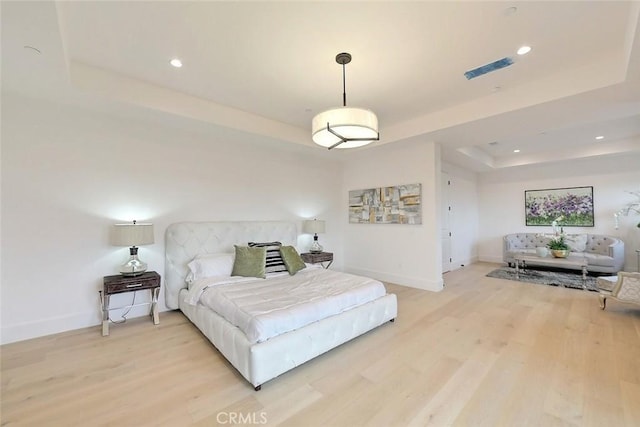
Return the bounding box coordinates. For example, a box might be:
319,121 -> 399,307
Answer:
513,254 -> 588,288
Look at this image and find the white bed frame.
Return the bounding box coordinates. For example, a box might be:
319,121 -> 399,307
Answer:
165,221 -> 397,390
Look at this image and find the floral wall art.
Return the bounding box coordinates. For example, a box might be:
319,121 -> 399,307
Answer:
525,186 -> 594,227
349,183 -> 421,224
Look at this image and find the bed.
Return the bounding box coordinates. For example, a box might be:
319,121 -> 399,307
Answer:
165,221 -> 398,390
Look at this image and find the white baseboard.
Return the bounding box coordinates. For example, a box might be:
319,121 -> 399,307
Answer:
478,255 -> 504,264
2,266 -> 446,344
1,312 -> 97,345
449,255 -> 480,270
0,306 -> 164,345
345,267 -> 444,292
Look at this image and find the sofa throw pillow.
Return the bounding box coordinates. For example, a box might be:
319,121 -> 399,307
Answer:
564,234 -> 587,252
279,246 -> 306,275
231,245 -> 266,279
248,241 -> 288,275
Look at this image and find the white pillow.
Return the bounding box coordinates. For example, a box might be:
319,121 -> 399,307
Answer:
187,253 -> 235,284
564,234 -> 587,252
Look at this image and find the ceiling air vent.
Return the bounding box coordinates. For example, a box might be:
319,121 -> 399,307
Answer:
464,57 -> 514,80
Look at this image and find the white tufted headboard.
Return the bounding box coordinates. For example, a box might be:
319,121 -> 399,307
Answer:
164,221 -> 298,310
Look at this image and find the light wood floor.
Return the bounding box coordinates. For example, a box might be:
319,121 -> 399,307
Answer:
2,262 -> 640,426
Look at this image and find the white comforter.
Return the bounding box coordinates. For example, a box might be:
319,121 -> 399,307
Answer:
184,267 -> 387,344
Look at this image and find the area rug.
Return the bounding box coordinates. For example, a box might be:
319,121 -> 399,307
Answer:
486,266 -> 599,292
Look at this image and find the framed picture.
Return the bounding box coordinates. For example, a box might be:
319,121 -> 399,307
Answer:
525,186 -> 594,226
349,183 -> 421,224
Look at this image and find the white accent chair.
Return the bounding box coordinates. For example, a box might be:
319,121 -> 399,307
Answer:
596,272 -> 640,310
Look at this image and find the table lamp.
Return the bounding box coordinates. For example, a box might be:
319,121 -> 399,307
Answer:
111,220 -> 154,275
303,219 -> 326,253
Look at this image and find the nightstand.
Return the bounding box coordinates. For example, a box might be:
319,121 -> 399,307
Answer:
301,252 -> 333,269
100,271 -> 161,336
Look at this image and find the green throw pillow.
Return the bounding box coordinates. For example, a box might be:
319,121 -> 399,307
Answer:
279,246 -> 306,275
231,245 -> 266,279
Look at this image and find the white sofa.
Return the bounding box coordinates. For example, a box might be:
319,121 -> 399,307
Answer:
503,233 -> 625,274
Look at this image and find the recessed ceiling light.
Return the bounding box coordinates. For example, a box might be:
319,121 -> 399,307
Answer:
170,58 -> 183,68
517,46 -> 532,55
513,149 -> 521,153
595,135 -> 604,140
504,6 -> 518,16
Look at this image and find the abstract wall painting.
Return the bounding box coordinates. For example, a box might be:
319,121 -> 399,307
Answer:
349,183 -> 421,224
525,186 -> 594,227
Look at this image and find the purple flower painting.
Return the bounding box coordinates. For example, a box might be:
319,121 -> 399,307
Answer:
525,186 -> 594,226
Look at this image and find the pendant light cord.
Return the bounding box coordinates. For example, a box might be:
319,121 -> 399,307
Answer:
342,62 -> 347,107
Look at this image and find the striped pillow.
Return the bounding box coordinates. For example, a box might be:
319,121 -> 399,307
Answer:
247,241 -> 288,275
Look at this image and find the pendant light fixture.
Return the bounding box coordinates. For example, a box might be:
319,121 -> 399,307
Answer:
312,53 -> 379,150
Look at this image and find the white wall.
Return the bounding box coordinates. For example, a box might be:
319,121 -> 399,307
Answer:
341,139 -> 443,291
0,93 -> 343,344
8,92 -> 634,345
477,155 -> 640,270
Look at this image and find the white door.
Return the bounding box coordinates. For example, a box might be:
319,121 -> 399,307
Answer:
441,172 -> 452,273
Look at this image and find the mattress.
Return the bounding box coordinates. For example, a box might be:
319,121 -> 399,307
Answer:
185,267 -> 387,344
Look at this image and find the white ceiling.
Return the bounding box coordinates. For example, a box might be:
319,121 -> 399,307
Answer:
3,1 -> 640,171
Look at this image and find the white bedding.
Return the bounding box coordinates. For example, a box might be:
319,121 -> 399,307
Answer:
185,266 -> 388,344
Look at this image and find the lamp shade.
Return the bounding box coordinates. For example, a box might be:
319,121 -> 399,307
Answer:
303,219 -> 326,234
111,222 -> 154,246
312,107 -> 378,149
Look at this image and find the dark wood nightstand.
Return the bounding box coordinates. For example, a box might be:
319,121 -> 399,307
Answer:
301,252 -> 333,269
100,271 -> 161,336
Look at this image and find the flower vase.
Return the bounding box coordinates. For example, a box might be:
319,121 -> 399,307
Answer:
551,249 -> 569,258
